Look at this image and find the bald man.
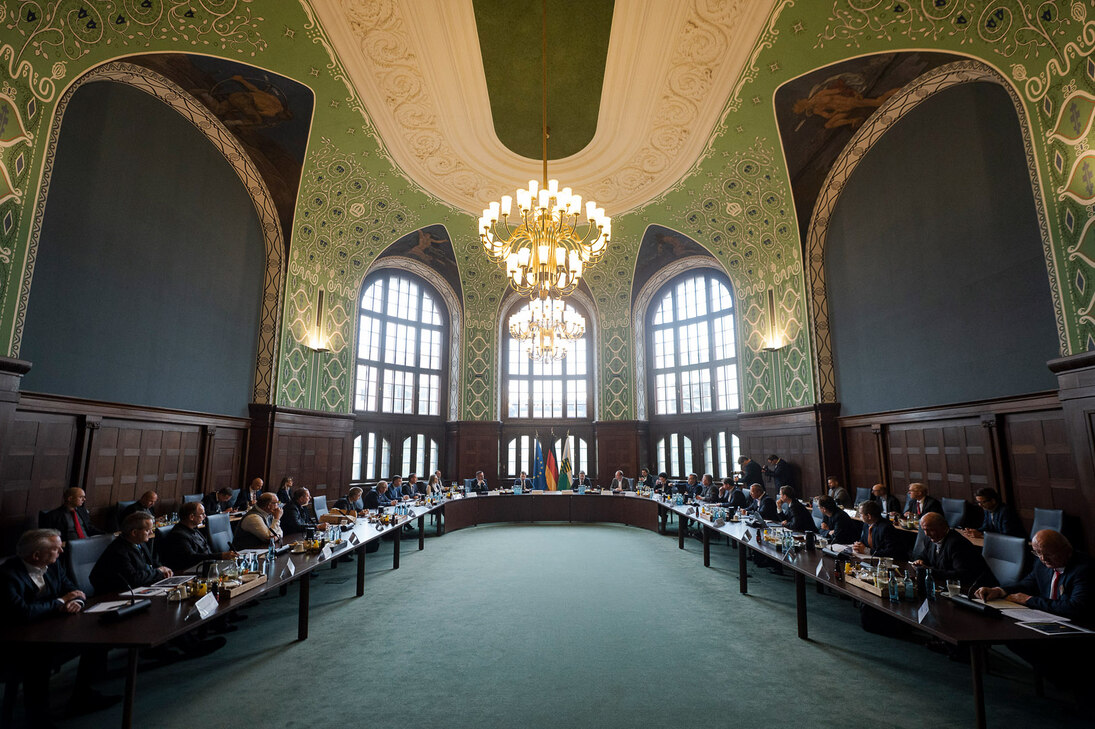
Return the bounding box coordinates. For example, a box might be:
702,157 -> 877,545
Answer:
235,477 -> 265,511
42,487 -> 103,542
912,512 -> 990,591
119,490 -> 158,523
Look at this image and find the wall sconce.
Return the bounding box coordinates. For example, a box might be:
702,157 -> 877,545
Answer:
307,288 -> 330,353
762,287 -> 786,352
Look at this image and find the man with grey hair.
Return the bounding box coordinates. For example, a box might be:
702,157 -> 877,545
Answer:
90,512 -> 173,594
0,529 -> 119,721
233,492 -> 284,550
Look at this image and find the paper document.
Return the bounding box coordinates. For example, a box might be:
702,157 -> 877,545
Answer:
120,586 -> 171,597
974,598 -> 1023,610
1004,608 -> 1070,623
85,600 -> 133,614
1016,621 -> 1092,636
151,576 -> 193,588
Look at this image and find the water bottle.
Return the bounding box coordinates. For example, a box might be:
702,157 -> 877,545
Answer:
888,570 -> 899,603
903,572 -> 916,602
924,568 -> 936,601
267,541 -> 275,574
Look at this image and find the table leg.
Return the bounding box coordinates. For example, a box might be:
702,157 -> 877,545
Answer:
795,571 -> 808,640
122,647 -> 139,729
356,544 -> 366,597
393,525 -> 401,570
297,573 -> 310,641
970,644 -> 986,729
702,526 -> 710,567
738,542 -> 748,594
678,516 -> 686,550
437,505 -> 444,536
418,515 -> 425,550
659,505 -> 667,534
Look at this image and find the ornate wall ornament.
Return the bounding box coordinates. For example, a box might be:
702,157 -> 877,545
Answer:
363,255 -> 463,421
20,60 -> 285,403
803,59 -> 1062,404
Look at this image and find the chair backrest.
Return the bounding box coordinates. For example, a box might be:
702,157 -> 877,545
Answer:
229,489 -> 240,504
37,509 -> 50,528
313,495 -> 328,518
65,534 -> 114,598
113,500 -> 137,531
982,532 -> 1028,586
464,478 -> 476,491
811,505 -> 824,531
627,478 -> 635,491
1030,508 -> 1064,539
909,527 -> 932,563
941,497 -> 968,528
206,513 -> 232,553
182,493 -> 203,504
854,487 -> 871,505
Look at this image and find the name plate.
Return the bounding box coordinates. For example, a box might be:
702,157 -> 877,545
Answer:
743,529 -> 752,541
349,532 -> 360,546
714,518 -> 726,528
195,592 -> 219,620
918,599 -> 931,624
319,544 -> 333,562
282,559 -> 296,579
815,561 -> 826,579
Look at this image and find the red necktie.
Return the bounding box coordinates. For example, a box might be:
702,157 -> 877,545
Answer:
917,501 -> 922,515
1050,570 -> 1062,600
72,509 -> 86,539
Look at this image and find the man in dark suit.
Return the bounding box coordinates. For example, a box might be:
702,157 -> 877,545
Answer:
471,471 -> 489,493
964,487 -> 1024,539
202,487 -> 236,516
119,490 -> 158,523
912,512 -> 991,590
735,456 -> 762,489
334,487 -> 365,513
41,487 -> 103,543
390,475 -> 409,500
638,468 -> 655,490
817,497 -> 859,544
743,484 -> 779,521
696,474 -> 720,502
903,482 -> 943,519
158,502 -> 236,572
362,485 -> 380,510
575,471 -> 593,489
376,481 -> 399,506
853,500 -> 906,560
89,512 -> 174,594
762,454 -> 793,490
281,488 -> 328,536
275,476 -> 295,504
777,486 -> 816,532
513,471 -> 533,489
235,477 -> 265,511
870,483 -> 902,518
0,529 -> 118,723
975,530 -> 1093,691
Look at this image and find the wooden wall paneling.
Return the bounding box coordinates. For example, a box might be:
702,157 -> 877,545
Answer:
1050,352 -> 1095,553
264,407 -> 354,503
207,427 -> 246,493
594,420 -> 644,486
884,418 -> 992,502
736,407 -> 825,497
842,425 -> 882,491
0,409 -> 78,550
446,421 -> 502,486
1003,410 -> 1081,529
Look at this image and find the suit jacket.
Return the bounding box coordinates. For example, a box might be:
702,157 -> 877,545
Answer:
0,559 -> 78,622
89,537 -> 162,594
281,501 -> 318,535
119,502 -> 152,524
762,460 -> 793,489
1003,553 -> 1094,625
828,487 -> 852,509
575,477 -> 593,488
726,489 -> 750,509
233,507 -> 282,550
610,478 -> 628,491
471,479 -> 489,493
782,499 -> 816,533
159,523 -> 219,572
275,487 -> 294,505
235,489 -> 261,512
823,509 -> 860,545
513,478 -> 533,489
638,475 -> 655,490
202,493 -> 233,516
745,495 -> 779,521
333,496 -> 364,512
923,529 -> 991,587
41,505 -> 102,542
903,495 -> 943,517
859,520 -> 906,560
737,461 -> 763,488
872,494 -> 902,517
980,504 -> 1024,538
363,490 -> 380,510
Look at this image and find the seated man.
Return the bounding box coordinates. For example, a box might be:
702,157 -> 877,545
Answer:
233,493 -> 284,550
119,490 -> 158,522
825,477 -> 852,509
281,488 -> 328,535
683,473 -> 700,496
777,486 -> 816,532
653,472 -> 670,493
870,483 -> 902,519
637,468 -> 655,490
41,487 -> 103,543
575,470 -> 593,489
743,483 -> 779,521
202,487 -> 236,516
974,530 -> 1093,690
853,500 -> 906,560
609,470 -> 628,492
275,476 -> 295,505
234,477 -> 265,511
912,512 -> 990,591
963,487 -> 1024,539
817,497 -> 859,544
470,471 -> 489,493
696,474 -> 720,502
0,529 -> 118,722
390,476 -> 409,500
361,485 -> 380,510
513,471 -> 533,490
333,487 -> 365,514
903,482 -> 943,519
375,481 -> 397,507
159,502 -> 237,572
407,474 -> 423,496
89,512 -> 173,594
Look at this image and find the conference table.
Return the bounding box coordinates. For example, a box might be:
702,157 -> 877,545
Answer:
0,502 -> 443,729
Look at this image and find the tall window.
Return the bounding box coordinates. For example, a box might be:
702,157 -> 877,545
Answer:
505,300 -> 590,419
355,274 -> 445,415
353,433 -> 391,481
703,431 -> 740,479
656,433 -> 692,479
401,435 -> 439,476
648,272 -> 739,415
504,435 -> 590,479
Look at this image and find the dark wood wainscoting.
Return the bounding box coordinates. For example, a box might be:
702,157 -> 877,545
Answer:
594,420 -> 647,485
445,421 -> 502,487
737,404 -> 840,498
249,405 -> 355,505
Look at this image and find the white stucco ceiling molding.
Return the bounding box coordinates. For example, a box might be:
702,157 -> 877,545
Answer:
313,0 -> 777,216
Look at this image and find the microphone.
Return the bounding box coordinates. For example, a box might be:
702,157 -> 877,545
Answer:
118,572 -> 136,606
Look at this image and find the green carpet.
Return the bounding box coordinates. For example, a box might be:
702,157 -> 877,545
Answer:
44,523 -> 1082,728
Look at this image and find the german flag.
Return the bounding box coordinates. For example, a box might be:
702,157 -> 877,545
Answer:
545,439 -> 559,491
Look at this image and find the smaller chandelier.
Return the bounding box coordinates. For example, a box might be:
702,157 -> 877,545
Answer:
509,296 -> 585,362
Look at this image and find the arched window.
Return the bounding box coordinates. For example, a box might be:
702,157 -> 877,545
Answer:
656,433 -> 692,479
503,435 -> 590,481
504,299 -> 591,419
648,271 -> 739,415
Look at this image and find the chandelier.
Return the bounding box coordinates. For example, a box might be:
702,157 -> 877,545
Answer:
478,0 -> 611,302
509,296 -> 585,362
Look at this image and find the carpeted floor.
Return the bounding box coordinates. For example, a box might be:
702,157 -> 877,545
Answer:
37,522 -> 1084,728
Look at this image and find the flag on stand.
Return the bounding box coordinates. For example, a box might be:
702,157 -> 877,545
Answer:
545,438 -> 559,491
532,439 -> 546,491
558,437 -> 573,491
